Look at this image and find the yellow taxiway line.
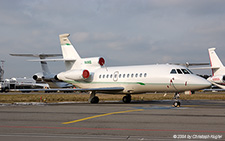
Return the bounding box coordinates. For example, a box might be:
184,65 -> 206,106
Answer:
62,109 -> 144,125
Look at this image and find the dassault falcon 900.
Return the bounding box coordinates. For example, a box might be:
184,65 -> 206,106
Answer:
50,33 -> 210,107
21,34 -> 210,107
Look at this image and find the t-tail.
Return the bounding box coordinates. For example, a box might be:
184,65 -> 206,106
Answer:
59,33 -> 105,71
208,48 -> 225,76
57,34 -> 105,81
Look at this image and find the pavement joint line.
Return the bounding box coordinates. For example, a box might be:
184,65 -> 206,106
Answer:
62,109 -> 144,124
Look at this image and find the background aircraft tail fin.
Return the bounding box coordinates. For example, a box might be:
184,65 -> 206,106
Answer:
10,54 -> 62,75
208,48 -> 225,75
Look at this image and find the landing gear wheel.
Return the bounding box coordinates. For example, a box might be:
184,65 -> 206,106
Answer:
173,101 -> 181,107
90,96 -> 99,104
122,95 -> 131,103
173,92 -> 181,107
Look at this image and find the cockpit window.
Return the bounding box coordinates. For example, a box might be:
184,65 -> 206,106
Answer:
187,69 -> 193,74
170,69 -> 177,74
176,69 -> 183,74
181,69 -> 190,74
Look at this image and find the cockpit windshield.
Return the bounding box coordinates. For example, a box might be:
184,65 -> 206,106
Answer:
181,69 -> 190,74
176,69 -> 183,74
170,68 -> 193,74
170,69 -> 176,74
187,69 -> 193,74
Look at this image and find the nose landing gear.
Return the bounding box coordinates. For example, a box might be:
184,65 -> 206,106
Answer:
173,92 -> 181,107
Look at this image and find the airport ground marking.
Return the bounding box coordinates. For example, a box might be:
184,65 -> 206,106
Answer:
62,109 -> 144,125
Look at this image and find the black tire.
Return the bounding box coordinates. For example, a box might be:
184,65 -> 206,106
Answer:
173,101 -> 181,107
122,96 -> 131,103
90,96 -> 99,104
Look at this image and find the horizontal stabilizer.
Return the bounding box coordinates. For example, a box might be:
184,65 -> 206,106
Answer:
190,66 -> 220,70
172,62 -> 210,67
10,54 -> 62,58
28,58 -> 76,62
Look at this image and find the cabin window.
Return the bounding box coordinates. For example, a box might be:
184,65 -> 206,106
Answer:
99,75 -> 101,79
123,74 -> 126,78
127,74 -> 130,78
131,74 -> 134,78
103,75 -> 105,78
144,73 -> 147,77
181,69 -> 190,74
170,69 -> 177,74
110,74 -> 113,78
140,73 -> 142,77
176,69 -> 183,74
119,74 -> 121,78
135,73 -> 138,77
106,74 -> 109,78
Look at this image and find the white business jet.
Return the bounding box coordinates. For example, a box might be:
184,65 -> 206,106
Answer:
47,33 -> 210,107
206,48 -> 225,89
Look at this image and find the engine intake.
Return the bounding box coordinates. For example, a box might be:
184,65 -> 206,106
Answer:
32,73 -> 43,81
81,57 -> 105,67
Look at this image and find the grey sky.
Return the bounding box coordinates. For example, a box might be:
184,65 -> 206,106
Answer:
1,0 -> 225,78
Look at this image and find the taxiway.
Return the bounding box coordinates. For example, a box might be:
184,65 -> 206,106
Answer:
0,100 -> 225,140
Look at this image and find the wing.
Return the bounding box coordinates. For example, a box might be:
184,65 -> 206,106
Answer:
203,89 -> 225,92
11,87 -> 124,93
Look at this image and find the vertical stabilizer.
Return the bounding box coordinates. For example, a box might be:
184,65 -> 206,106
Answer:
38,55 -> 50,76
59,34 -> 81,70
208,48 -> 225,75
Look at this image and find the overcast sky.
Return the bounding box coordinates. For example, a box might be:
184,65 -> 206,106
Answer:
1,0 -> 225,78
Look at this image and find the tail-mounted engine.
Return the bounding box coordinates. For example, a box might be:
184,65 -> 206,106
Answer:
80,57 -> 105,68
55,69 -> 91,81
32,73 -> 43,81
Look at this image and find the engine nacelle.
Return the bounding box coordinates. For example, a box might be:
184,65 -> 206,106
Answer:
81,57 -> 105,67
42,74 -> 56,81
56,69 -> 90,81
209,75 -> 225,83
32,73 -> 44,81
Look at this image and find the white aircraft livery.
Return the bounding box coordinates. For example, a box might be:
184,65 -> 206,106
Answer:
52,33 -> 211,106
207,48 -> 225,89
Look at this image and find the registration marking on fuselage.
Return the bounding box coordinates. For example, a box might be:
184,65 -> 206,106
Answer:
62,109 -> 144,125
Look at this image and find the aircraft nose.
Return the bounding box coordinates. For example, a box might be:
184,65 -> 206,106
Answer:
196,77 -> 211,89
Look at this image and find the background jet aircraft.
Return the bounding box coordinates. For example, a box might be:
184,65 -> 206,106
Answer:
10,53 -> 72,88
206,48 -> 225,89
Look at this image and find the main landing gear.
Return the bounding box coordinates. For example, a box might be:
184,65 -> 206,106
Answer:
122,94 -> 131,103
89,92 -> 132,104
173,92 -> 181,107
89,91 -> 99,104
